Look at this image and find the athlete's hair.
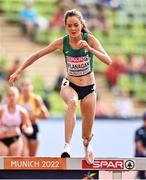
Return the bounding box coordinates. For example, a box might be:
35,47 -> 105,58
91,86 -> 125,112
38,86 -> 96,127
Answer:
64,9 -> 89,33
20,79 -> 32,86
20,79 -> 33,91
7,86 -> 20,99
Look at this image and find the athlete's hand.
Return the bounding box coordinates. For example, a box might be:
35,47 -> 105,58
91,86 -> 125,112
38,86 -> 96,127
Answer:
9,71 -> 21,86
77,40 -> 91,51
22,125 -> 33,135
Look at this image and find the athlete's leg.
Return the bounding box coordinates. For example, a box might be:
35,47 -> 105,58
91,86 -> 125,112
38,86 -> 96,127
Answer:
80,92 -> 96,164
24,124 -> 39,156
60,82 -> 78,156
28,140 -> 38,156
9,137 -> 23,156
80,92 -> 96,141
0,142 -> 9,156
21,136 -> 29,156
60,84 -> 78,144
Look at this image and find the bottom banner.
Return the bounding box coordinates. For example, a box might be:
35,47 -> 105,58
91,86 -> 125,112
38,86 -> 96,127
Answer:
0,170 -> 99,179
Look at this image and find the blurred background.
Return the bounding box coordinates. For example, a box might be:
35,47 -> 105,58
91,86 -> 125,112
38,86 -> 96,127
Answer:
0,0 -> 146,157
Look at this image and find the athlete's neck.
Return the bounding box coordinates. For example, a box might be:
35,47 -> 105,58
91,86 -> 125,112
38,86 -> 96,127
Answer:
23,93 -> 31,102
8,104 -> 16,113
69,34 -> 82,43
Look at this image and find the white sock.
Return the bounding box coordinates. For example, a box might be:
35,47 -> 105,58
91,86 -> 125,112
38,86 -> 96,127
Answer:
64,143 -> 70,147
64,143 -> 71,153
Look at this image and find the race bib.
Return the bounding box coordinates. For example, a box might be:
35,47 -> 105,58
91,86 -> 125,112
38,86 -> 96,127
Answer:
66,55 -> 91,76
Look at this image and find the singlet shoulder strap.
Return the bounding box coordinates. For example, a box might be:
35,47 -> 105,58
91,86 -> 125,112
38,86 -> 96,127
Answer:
83,32 -> 88,42
30,93 -> 40,113
63,35 -> 69,53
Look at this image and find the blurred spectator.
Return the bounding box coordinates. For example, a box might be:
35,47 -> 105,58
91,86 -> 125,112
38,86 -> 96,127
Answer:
105,54 -> 126,90
42,86 -> 51,111
0,65 -> 6,81
82,4 -> 99,31
127,13 -> 134,30
75,0 -> 96,9
134,112 -> 146,179
95,96 -> 109,117
53,70 -> 65,93
100,0 -> 112,7
142,13 -> 146,28
110,0 -> 121,9
35,16 -> 49,32
7,59 -> 21,81
100,0 -> 121,10
138,54 -> 146,78
96,4 -> 111,36
57,0 -> 77,10
126,53 -> 138,77
20,0 -> 38,40
49,7 -> 64,29
113,90 -> 134,117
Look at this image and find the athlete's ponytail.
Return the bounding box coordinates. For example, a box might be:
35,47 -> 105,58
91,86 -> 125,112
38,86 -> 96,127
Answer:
81,21 -> 88,33
64,9 -> 89,33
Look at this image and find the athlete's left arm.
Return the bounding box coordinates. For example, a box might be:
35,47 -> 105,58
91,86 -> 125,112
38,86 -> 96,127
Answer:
35,95 -> 49,119
78,34 -> 112,65
20,108 -> 33,135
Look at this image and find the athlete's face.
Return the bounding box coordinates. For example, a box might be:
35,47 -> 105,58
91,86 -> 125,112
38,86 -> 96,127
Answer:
21,81 -> 33,96
65,16 -> 82,37
7,89 -> 19,105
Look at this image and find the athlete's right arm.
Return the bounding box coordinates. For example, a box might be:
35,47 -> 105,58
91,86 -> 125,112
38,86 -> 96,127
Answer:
0,107 -> 3,125
9,38 -> 63,85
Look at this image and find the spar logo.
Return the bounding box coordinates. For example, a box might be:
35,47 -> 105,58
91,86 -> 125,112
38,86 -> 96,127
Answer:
82,160 -> 124,170
125,160 -> 135,170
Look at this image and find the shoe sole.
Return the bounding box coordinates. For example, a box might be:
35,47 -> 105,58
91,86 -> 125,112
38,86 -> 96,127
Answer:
61,152 -> 70,158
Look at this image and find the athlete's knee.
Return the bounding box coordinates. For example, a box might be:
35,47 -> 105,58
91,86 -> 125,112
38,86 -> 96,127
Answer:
67,99 -> 77,111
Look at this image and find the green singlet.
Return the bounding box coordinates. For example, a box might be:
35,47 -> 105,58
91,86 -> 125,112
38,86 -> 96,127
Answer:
63,33 -> 93,77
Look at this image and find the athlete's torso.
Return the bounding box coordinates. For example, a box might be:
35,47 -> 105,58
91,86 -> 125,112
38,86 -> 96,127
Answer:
63,33 -> 95,86
1,104 -> 22,127
0,104 -> 22,137
19,93 -> 38,124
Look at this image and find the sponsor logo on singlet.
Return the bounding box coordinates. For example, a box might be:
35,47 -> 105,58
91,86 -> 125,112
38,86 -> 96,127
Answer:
66,54 -> 91,76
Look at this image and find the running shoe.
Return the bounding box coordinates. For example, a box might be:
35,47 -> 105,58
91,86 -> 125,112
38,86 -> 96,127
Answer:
61,143 -> 71,158
84,143 -> 95,164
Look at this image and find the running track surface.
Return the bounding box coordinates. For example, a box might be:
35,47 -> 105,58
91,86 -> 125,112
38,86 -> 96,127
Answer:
37,117 -> 141,179
37,117 -> 141,157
